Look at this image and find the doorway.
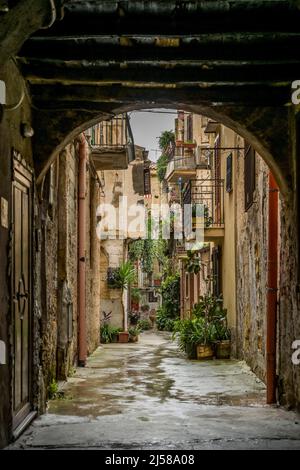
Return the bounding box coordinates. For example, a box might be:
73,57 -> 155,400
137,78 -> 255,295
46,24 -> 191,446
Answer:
11,153 -> 33,432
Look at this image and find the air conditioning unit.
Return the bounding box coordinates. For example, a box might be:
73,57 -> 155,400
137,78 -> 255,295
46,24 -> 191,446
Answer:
196,146 -> 212,169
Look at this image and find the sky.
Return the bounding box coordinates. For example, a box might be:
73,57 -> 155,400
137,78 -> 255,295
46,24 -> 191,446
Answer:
129,109 -> 175,161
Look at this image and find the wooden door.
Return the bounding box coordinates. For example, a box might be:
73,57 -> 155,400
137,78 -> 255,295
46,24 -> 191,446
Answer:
12,156 -> 32,430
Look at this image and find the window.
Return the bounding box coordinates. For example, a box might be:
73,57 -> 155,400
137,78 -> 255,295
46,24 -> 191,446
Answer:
212,246 -> 222,297
244,143 -> 256,211
226,153 -> 233,193
143,167 -> 151,195
186,114 -> 193,141
185,273 -> 189,297
148,291 -> 158,303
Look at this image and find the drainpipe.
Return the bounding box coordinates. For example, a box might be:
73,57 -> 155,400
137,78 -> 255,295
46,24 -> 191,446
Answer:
78,134 -> 87,367
266,172 -> 279,403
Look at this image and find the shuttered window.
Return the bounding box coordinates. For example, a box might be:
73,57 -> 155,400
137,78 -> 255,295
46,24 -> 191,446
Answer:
143,167 -> 151,195
244,143 -> 256,211
186,114 -> 193,141
226,153 -> 233,193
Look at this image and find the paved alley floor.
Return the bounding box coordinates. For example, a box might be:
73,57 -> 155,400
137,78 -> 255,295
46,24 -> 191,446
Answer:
10,332 -> 300,450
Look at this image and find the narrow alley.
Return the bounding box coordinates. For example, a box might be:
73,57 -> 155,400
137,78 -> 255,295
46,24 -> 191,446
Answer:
10,332 -> 300,450
1,0 -> 300,453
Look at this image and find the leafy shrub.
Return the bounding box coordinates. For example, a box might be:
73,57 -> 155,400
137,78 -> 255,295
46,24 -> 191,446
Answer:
100,324 -> 122,343
156,307 -> 175,332
48,379 -> 59,400
137,319 -> 152,331
129,311 -> 140,325
128,326 -> 140,337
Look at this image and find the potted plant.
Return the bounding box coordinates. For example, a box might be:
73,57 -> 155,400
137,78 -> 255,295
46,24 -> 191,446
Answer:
212,309 -> 231,359
191,317 -> 216,360
129,310 -> 140,326
113,261 -> 137,342
154,274 -> 161,286
141,304 -> 150,313
128,326 -> 140,343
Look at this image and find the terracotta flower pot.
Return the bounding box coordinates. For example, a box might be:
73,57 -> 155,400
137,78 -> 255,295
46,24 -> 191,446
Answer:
118,332 -> 129,343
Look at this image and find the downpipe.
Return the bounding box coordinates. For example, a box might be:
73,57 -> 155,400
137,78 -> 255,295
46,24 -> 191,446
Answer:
266,172 -> 279,404
77,134 -> 87,367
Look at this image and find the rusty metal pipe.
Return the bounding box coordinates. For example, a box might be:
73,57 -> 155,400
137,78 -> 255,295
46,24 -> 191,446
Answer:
78,133 -> 87,366
266,172 -> 279,403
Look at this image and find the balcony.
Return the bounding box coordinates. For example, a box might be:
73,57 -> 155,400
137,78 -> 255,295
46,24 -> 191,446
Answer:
183,179 -> 225,242
89,114 -> 131,170
165,155 -> 196,183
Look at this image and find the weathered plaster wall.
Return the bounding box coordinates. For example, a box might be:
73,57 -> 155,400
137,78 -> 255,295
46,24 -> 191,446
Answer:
0,60 -> 33,448
85,164 -> 101,354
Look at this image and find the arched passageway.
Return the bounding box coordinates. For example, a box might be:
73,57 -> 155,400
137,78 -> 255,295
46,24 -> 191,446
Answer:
0,0 -> 300,449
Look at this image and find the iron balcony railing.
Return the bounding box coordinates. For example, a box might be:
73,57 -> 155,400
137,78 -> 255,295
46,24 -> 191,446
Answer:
165,154 -> 196,179
87,113 -> 135,162
183,179 -> 225,228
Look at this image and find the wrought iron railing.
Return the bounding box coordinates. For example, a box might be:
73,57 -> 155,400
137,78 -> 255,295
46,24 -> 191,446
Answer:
183,179 -> 224,228
87,113 -> 135,162
165,154 -> 196,179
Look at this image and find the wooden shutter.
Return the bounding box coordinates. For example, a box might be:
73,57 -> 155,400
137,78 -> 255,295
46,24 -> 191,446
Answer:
144,167 -> 151,195
244,143 -> 256,211
226,153 -> 233,193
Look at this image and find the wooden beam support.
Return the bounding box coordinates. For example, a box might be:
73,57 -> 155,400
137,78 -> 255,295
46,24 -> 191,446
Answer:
19,58 -> 300,85
34,0 -> 300,36
31,83 -> 291,107
19,33 -> 300,61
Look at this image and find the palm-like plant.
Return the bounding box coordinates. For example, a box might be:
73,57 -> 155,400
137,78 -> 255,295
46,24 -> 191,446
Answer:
114,261 -> 136,331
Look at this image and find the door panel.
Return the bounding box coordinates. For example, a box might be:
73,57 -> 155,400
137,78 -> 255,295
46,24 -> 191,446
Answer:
12,159 -> 32,430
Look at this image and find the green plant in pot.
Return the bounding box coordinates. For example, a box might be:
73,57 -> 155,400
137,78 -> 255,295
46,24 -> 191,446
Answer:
213,311 -> 231,359
113,261 -> 136,340
128,326 -> 140,343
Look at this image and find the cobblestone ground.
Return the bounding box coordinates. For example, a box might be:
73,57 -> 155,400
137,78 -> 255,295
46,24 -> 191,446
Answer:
9,332 -> 300,450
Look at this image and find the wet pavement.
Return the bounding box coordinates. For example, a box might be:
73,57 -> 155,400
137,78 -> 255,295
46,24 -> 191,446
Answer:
10,331 -> 300,449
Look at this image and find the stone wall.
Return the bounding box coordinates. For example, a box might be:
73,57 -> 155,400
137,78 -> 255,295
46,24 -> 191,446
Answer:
235,149 -> 270,382
277,110 -> 300,410
40,143 -> 101,384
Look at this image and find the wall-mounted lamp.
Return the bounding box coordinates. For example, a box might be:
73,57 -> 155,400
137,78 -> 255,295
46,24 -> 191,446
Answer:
21,122 -> 34,138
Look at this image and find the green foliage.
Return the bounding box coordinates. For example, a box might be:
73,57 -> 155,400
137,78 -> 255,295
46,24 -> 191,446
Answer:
129,311 -> 140,325
141,304 -> 150,312
137,319 -> 152,331
160,274 -> 180,317
156,273 -> 180,331
114,261 -> 136,290
172,294 -> 231,357
100,324 -> 122,343
128,240 -> 144,261
185,250 -> 202,274
48,379 -> 59,400
157,129 -> 175,183
128,326 -> 140,337
172,317 -> 217,352
157,153 -> 168,182
131,287 -> 141,302
158,130 -> 175,151
156,307 -> 176,332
